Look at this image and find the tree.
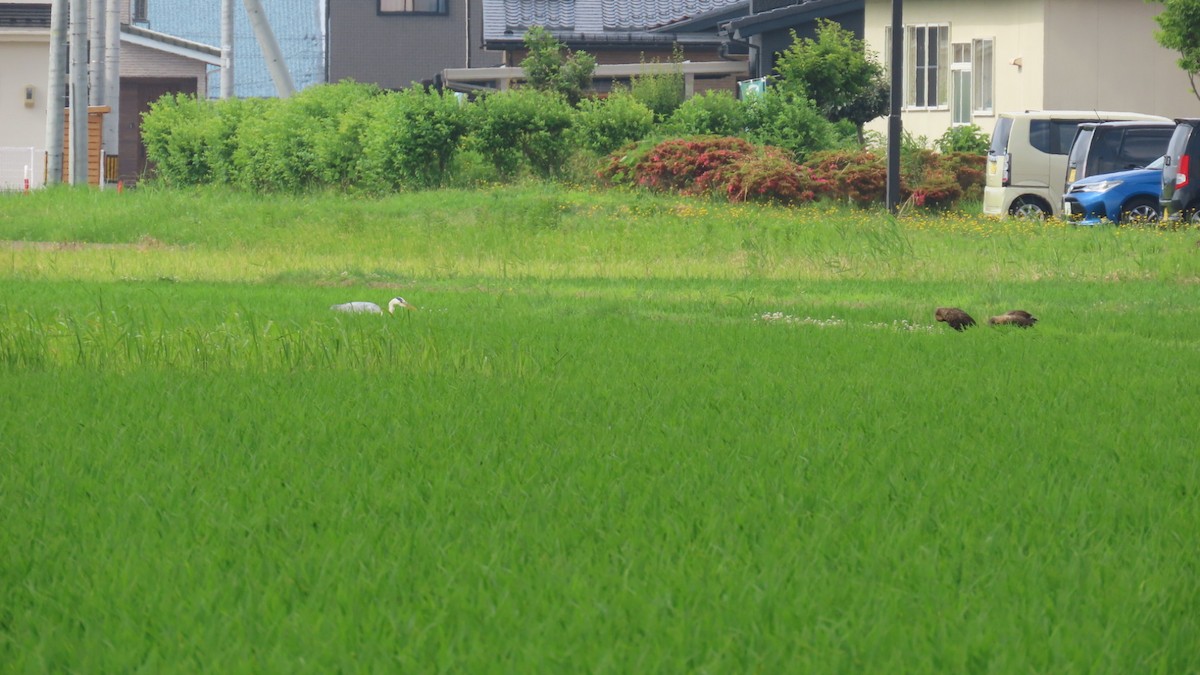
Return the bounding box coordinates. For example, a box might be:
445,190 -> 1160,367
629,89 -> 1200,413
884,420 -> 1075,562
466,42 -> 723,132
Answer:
1147,0 -> 1200,102
772,19 -> 889,145
520,25 -> 596,106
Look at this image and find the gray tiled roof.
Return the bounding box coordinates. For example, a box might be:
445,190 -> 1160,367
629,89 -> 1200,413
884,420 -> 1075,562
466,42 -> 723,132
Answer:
484,0 -> 746,44
602,1 -> 740,30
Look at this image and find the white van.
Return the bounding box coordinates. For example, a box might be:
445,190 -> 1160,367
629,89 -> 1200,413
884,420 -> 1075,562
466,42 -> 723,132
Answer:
983,111 -> 1172,219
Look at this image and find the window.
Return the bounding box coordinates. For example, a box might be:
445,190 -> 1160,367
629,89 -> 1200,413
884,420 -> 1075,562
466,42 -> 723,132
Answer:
951,43 -> 971,125
379,0 -> 447,13
972,38 -> 994,115
1030,120 -> 1088,155
905,24 -> 948,109
132,0 -> 147,22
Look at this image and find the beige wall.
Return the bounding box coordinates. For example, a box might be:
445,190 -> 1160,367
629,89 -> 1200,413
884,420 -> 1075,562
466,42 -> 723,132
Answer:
864,0 -> 1199,144
1044,0 -> 1198,117
0,33 -> 52,150
864,0 -> 1047,141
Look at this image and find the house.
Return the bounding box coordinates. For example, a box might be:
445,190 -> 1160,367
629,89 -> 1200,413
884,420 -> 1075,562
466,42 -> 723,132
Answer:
327,1 -> 873,97
327,0 -> 502,90
725,0 -> 865,79
862,0 -> 1200,141
137,0 -> 324,98
430,0 -> 758,95
0,0 -> 219,187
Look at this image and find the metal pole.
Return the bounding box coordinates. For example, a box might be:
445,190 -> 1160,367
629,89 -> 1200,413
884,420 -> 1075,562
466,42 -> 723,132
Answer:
46,0 -> 67,184
886,0 -> 903,214
69,0 -> 89,185
243,0 -> 295,97
221,0 -> 235,98
88,0 -> 104,106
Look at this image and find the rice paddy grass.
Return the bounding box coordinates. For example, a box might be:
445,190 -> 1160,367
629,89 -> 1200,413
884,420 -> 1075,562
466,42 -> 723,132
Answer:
2,185 -> 1199,672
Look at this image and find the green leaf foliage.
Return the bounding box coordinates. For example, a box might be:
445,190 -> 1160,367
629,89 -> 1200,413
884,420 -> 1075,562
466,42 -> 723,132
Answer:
743,89 -> 838,163
231,81 -> 381,192
773,20 -> 889,133
1148,0 -> 1200,100
140,93 -> 219,186
466,88 -> 575,178
357,87 -> 469,191
520,25 -> 597,106
630,48 -> 686,122
572,93 -> 655,155
935,124 -> 991,155
664,90 -> 748,137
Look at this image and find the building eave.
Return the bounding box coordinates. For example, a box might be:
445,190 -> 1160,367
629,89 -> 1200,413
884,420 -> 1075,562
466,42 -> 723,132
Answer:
121,23 -> 221,66
728,0 -> 864,38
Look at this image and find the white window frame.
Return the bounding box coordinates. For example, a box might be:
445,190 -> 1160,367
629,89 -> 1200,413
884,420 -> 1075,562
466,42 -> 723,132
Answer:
971,37 -> 995,116
904,23 -> 949,111
379,0 -> 448,14
951,42 -> 972,125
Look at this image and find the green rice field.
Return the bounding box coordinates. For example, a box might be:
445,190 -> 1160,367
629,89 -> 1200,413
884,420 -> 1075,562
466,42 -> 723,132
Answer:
2,185 -> 1199,672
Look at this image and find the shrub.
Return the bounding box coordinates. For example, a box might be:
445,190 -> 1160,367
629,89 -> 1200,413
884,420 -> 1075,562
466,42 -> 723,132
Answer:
572,94 -> 655,155
204,97 -> 272,186
630,49 -> 685,122
908,170 -> 962,208
466,88 -> 575,178
938,151 -> 987,200
140,93 -> 218,186
664,90 -> 747,137
743,90 -> 838,163
935,124 -> 990,154
357,86 -> 469,191
595,137 -> 663,188
840,160 -> 888,206
615,136 -> 756,193
232,81 -> 380,191
697,146 -> 821,205
520,26 -> 596,106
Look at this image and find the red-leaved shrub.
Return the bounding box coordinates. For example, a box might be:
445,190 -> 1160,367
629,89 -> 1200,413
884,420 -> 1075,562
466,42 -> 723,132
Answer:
697,147 -> 820,205
629,137 -> 756,193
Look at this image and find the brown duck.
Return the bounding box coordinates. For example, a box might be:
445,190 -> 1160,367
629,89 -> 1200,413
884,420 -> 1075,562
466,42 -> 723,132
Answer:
935,307 -> 976,331
988,310 -> 1038,327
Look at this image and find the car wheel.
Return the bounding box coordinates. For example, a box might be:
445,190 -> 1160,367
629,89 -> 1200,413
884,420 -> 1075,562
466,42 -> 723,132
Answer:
1119,197 -> 1161,225
1009,197 -> 1050,220
1189,210 -> 1200,224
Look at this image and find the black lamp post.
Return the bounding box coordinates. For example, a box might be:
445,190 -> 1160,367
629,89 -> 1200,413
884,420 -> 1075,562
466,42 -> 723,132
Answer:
886,0 -> 903,214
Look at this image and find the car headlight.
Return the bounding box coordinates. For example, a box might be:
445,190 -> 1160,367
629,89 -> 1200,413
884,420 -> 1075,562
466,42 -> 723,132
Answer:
1073,180 -> 1123,193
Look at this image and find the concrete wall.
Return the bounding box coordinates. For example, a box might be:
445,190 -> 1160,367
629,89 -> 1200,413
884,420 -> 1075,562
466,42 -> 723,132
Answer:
0,33 -> 51,149
864,0 -> 1200,143
1044,0 -> 1199,117
330,0 -> 500,89
864,0 -> 1046,141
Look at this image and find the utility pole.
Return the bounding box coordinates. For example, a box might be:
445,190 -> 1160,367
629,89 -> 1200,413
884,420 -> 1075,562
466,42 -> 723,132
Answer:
103,0 -> 120,169
221,0 -> 235,99
243,0 -> 294,98
69,0 -> 88,185
886,0 -> 903,214
88,0 -> 104,106
45,0 -> 67,184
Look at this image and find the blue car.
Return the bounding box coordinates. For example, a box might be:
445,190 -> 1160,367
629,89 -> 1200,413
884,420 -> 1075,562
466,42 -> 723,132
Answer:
1062,156 -> 1164,225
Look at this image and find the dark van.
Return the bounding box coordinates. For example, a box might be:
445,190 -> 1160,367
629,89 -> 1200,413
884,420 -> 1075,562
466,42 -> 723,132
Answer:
1065,121 -> 1176,192
1161,118 -> 1200,223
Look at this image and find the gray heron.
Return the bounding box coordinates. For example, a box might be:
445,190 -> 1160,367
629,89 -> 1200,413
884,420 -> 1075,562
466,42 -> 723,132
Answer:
330,297 -> 413,314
